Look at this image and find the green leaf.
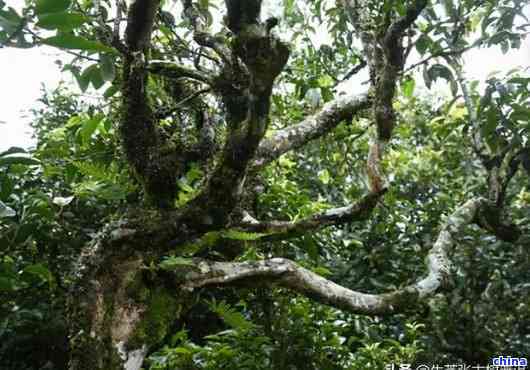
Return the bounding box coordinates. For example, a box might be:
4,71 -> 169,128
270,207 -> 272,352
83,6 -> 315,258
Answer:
0,277 -> 15,292
177,180 -> 194,193
0,201 -> 15,218
78,114 -> 103,143
0,146 -> 26,157
36,12 -> 88,30
425,64 -> 456,92
210,301 -> 254,331
401,77 -> 416,98
284,0 -> 295,17
317,74 -> 334,88
312,266 -> 332,277
52,196 -> 74,207
63,64 -> 90,91
65,114 -> 84,128
0,156 -> 40,166
81,64 -> 105,90
415,34 -> 431,55
0,7 -> 21,33
75,70 -> 90,92
23,263 -> 52,281
481,108 -> 499,149
103,84 -> 119,98
43,34 -> 113,53
35,0 -> 71,15
509,105 -> 530,122
222,229 -> 267,241
159,256 -> 196,271
318,168 -> 331,184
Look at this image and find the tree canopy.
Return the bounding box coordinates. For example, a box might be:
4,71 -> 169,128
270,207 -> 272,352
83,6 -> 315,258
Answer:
0,0 -> 529,369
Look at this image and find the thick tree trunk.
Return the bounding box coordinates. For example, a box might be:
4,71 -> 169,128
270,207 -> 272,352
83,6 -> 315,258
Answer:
68,254 -> 144,369
67,233 -> 185,370
64,1 -> 443,368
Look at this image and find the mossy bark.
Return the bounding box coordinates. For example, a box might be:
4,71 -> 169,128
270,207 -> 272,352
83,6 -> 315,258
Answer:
67,250 -> 186,370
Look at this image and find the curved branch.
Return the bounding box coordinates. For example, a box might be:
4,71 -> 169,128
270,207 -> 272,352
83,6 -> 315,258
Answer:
236,190 -> 385,239
176,198 -> 495,315
384,0 -> 428,48
253,93 -> 371,168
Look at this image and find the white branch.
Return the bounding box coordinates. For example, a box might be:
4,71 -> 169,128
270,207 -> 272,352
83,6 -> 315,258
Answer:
177,198 -> 485,315
253,93 -> 371,168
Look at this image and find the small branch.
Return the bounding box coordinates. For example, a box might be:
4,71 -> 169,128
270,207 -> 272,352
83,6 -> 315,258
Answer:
120,0 -> 180,207
487,144 -> 521,206
403,44 -> 476,74
181,0 -> 232,64
155,88 -> 211,120
253,93 -> 371,168
180,257 -> 401,315
447,58 -> 491,165
180,0 -> 289,228
366,139 -> 386,193
334,59 -> 367,86
236,191 -> 385,239
26,28 -> 100,62
111,0 -> 127,51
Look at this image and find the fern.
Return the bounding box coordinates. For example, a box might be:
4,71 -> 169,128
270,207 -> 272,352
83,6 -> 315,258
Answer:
209,300 -> 255,332
73,161 -> 110,181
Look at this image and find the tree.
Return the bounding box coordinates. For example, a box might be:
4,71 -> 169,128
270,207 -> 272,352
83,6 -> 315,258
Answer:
1,0 -> 529,369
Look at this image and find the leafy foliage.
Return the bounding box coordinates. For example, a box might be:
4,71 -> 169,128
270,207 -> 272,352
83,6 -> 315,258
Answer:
0,0 -> 529,369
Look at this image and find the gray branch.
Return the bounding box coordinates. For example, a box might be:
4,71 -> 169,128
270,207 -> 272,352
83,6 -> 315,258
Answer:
253,93 -> 371,168
236,191 -> 384,239
177,198 -> 495,315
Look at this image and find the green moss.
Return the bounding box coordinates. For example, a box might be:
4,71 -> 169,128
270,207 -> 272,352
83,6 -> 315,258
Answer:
69,309 -> 125,370
380,288 -> 420,314
128,288 -> 181,349
125,271 -> 150,302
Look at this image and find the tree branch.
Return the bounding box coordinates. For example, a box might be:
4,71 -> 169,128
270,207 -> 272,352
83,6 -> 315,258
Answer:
148,60 -> 213,84
181,0 -> 232,63
384,0 -> 429,48
446,57 -> 491,166
120,0 -> 180,207
403,43 -> 477,75
176,197 -> 499,315
236,190 -> 385,239
181,0 -> 290,228
125,0 -> 160,51
253,93 -> 371,168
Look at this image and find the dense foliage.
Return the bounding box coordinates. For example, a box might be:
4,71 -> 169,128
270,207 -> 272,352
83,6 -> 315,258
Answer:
1,0 -> 529,369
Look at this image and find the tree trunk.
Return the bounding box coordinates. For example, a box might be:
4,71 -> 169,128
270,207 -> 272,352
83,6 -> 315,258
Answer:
67,243 -> 183,370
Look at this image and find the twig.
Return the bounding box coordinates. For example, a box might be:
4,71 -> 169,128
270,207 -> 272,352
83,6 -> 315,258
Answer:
25,28 -> 101,62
